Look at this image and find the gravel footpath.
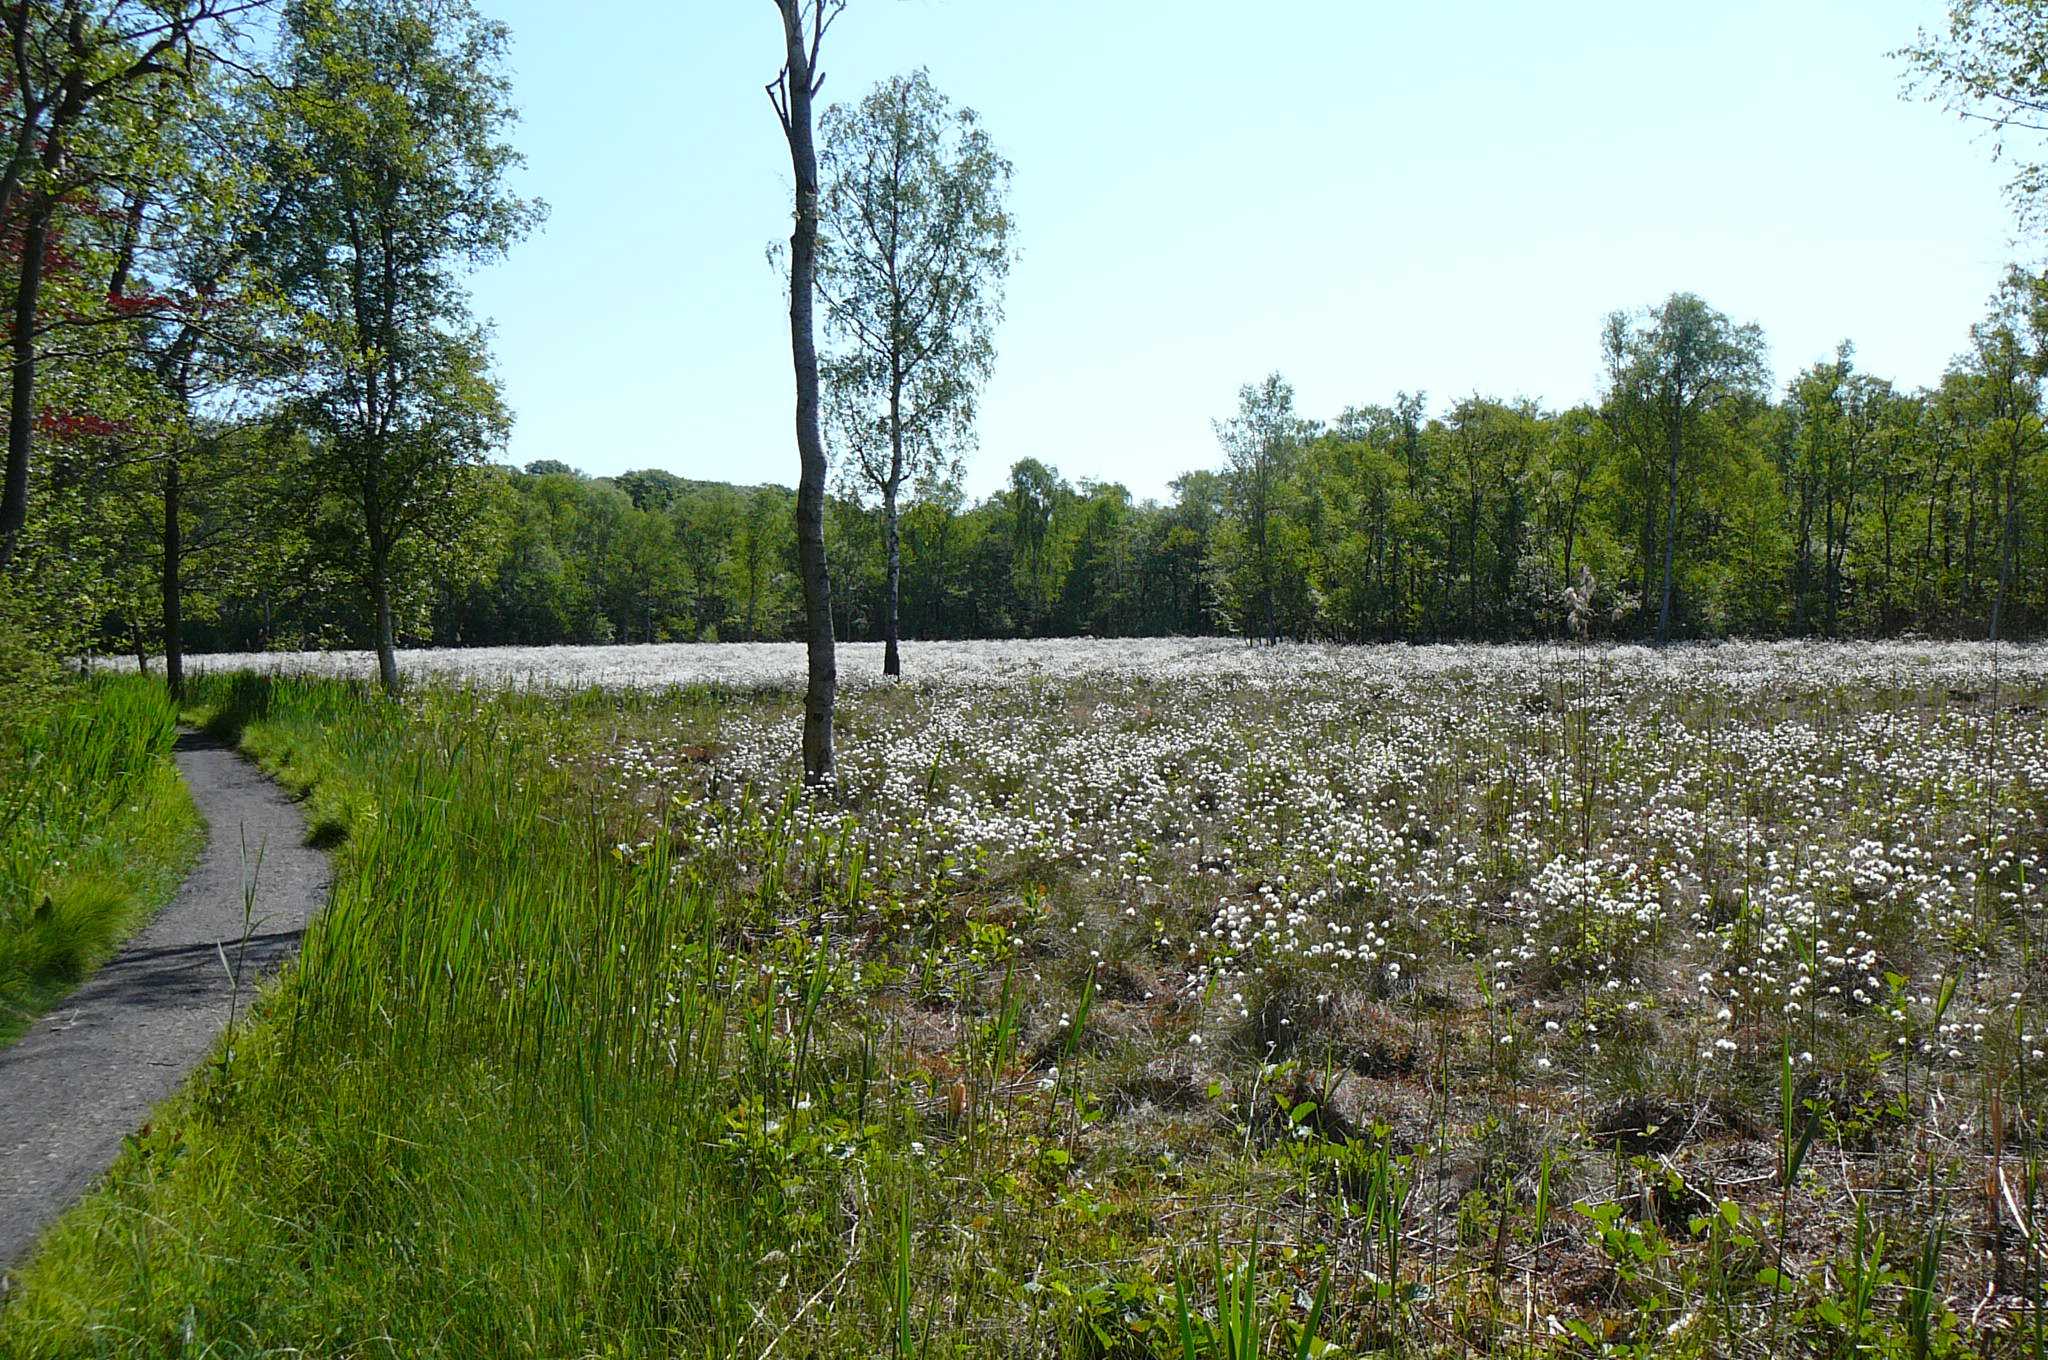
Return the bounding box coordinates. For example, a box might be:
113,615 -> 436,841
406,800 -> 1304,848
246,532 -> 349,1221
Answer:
0,731 -> 330,1288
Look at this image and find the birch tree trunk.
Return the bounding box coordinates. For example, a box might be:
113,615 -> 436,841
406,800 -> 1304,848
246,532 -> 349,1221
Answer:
883,477 -> 902,677
372,548 -> 400,695
774,0 -> 837,783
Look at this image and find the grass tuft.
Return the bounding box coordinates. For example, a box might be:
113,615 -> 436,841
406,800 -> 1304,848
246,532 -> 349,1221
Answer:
0,677 -> 201,1048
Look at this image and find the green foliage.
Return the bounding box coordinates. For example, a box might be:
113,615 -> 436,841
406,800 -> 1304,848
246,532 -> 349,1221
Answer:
210,265 -> 2048,655
818,68 -> 1015,500
419,465 -> 798,647
258,0 -> 541,687
1904,0 -> 2048,231
1213,374 -> 1313,645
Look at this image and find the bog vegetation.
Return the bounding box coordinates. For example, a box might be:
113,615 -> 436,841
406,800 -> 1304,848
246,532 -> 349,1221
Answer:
5,642 -> 2048,1357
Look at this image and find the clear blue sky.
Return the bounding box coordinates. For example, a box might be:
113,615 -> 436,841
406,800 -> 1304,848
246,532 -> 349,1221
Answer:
465,0 -> 2015,502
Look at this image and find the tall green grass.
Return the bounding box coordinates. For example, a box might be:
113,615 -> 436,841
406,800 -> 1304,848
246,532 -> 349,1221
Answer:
11,669 -> 2012,1358
0,676 -> 200,1048
0,676 -> 897,1357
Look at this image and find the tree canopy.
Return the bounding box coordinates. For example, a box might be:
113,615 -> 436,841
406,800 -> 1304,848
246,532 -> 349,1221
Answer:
7,0 -> 2048,723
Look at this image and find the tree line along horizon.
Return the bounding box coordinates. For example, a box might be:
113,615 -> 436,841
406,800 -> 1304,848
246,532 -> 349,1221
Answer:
315,291 -> 2048,658
2,0 -> 2046,748
47,211 -> 2048,662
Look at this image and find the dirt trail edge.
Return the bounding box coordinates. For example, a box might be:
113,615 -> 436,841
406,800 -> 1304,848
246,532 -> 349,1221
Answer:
0,730 -> 331,1286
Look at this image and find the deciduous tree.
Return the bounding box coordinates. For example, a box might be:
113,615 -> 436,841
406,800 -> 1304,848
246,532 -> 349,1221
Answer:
816,68 -> 1013,677
0,0 -> 256,575
1600,294 -> 1768,645
263,0 -> 538,694
1215,373 -> 1312,645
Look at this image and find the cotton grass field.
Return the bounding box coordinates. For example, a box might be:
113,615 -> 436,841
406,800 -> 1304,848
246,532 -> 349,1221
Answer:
14,639 -> 2048,1357
113,635 -> 2048,695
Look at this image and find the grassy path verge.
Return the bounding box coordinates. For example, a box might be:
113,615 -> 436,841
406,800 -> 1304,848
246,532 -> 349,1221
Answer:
0,728 -> 330,1284
0,679 -> 204,1049
0,675 -> 806,1357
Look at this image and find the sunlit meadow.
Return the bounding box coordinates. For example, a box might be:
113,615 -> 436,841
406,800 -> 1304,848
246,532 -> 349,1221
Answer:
26,639 -> 2048,1357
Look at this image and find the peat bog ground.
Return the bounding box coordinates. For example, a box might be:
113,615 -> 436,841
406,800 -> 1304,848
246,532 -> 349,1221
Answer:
9,639 -> 2048,1358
